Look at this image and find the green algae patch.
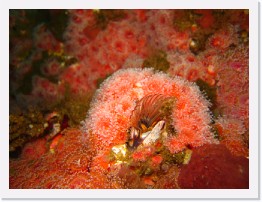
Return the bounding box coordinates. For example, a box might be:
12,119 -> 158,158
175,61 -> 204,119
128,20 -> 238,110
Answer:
94,9 -> 127,30
142,50 -> 170,72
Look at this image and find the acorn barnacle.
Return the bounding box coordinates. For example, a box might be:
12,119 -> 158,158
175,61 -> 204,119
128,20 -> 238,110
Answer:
126,94 -> 176,150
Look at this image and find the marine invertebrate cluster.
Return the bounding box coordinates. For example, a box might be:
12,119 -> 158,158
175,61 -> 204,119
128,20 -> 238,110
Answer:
216,45 -> 249,127
62,10 -> 149,92
211,45 -> 249,156
33,24 -> 63,53
82,68 -> 217,160
20,138 -> 48,159
10,128 -> 92,188
167,51 -> 217,85
214,117 -> 248,157
140,10 -> 191,52
10,9 -> 249,109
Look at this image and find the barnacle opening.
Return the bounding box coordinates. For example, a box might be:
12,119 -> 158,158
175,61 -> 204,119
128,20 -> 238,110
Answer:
110,94 -> 180,165
127,94 -> 176,150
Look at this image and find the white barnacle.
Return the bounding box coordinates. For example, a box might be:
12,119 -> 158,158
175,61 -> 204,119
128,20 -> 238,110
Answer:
127,94 -> 175,149
142,120 -> 165,146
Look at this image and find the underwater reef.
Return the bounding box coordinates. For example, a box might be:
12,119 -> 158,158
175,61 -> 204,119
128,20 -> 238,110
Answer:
9,9 -> 249,189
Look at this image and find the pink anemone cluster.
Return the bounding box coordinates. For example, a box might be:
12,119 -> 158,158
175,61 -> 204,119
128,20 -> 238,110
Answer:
82,68 -> 218,156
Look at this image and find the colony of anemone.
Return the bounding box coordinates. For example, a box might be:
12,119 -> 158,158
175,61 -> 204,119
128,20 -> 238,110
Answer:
82,68 -> 217,155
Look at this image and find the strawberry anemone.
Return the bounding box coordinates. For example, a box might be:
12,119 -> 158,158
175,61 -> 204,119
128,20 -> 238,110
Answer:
82,68 -> 218,164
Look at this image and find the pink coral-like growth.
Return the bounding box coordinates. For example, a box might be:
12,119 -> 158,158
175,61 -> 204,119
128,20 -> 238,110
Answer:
82,68 -> 217,155
215,117 -> 248,157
